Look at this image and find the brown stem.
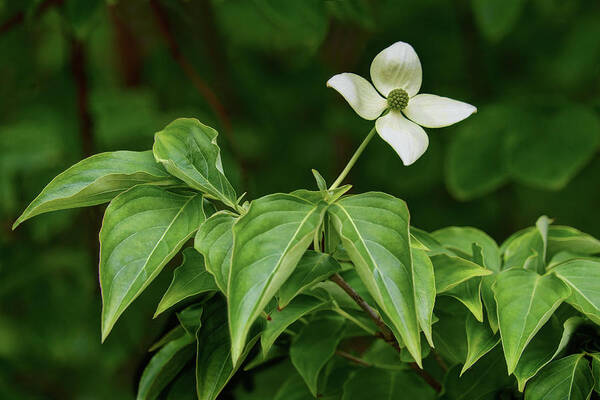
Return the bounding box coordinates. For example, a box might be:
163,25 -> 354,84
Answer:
330,273 -> 441,392
335,350 -> 372,367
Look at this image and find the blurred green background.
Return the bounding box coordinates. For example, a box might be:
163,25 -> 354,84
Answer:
1,0 -> 599,398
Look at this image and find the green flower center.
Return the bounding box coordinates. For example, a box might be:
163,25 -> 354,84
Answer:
387,88 -> 409,110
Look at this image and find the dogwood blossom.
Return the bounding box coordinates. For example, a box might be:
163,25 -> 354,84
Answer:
327,41 -> 476,166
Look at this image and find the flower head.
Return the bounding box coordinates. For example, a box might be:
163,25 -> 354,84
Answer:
327,41 -> 476,166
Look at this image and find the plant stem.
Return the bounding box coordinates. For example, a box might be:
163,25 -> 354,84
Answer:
335,350 -> 372,367
330,273 -> 442,392
329,127 -> 377,190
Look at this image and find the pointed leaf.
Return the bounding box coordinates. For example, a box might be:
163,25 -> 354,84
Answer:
525,354 -> 594,400
591,354 -> 600,394
176,304 -> 204,336
444,278 -> 484,322
137,333 -> 195,400
548,226 -> 600,258
481,274 -> 499,333
14,150 -> 175,228
290,316 -> 346,396
228,193 -> 325,364
432,254 -> 492,293
261,295 -> 326,357
553,259 -> 600,324
155,248 -> 218,316
328,192 -> 423,365
100,185 -> 205,340
461,314 -> 500,375
278,251 -> 342,308
149,326 -> 187,352
432,227 -> 501,271
194,211 -> 236,294
514,316 -> 582,391
153,118 -> 237,208
412,248 -> 436,347
494,269 -> 571,373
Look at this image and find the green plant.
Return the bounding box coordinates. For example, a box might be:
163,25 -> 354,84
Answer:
13,41 -> 600,400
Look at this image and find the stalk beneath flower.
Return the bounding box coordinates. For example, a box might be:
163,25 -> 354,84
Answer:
329,126 -> 377,190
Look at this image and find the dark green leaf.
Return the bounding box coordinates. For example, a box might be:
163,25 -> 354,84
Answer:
524,354 -> 594,400
461,314 -> 500,375
342,367 -> 436,400
176,304 -> 203,336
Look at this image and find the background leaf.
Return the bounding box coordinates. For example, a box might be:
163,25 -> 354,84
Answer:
524,354 -> 594,400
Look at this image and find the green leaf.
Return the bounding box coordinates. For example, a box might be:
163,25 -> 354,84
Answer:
514,316 -> 582,391
153,118 -> 237,208
410,227 -> 450,256
502,227 -> 545,271
508,105 -> 600,190
432,254 -> 492,293
195,297 -> 259,400
274,374 -> 314,400
461,314 -> 500,375
290,316 -> 346,396
228,193 -> 325,364
432,226 -> 501,271
312,169 -> 328,192
278,251 -> 342,308
553,259 -> 600,324
481,274 -> 499,333
547,226 -> 600,258
525,354 -> 594,400
432,298 -> 469,365
176,304 -> 203,336
471,0 -> 525,41
149,326 -> 187,352
591,354 -> 600,394
328,192 -> 423,366
194,211 -> 237,294
100,185 -> 206,340
342,367 -> 436,400
155,248 -> 218,316
444,278 -> 484,322
261,294 -> 326,357
13,150 -> 175,228
137,333 -> 195,400
440,347 -> 512,400
412,248 -> 436,347
493,269 -> 571,374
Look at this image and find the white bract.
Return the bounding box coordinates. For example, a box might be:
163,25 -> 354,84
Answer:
327,41 -> 477,166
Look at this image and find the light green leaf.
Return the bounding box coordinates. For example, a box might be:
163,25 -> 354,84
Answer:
525,354 -> 594,400
553,259 -> 600,324
228,193 -> 325,364
290,316 -> 346,396
461,314 -> 500,375
14,150 -> 175,228
137,333 -> 195,400
547,226 -> 600,258
155,248 -> 218,316
342,367 -> 436,400
194,211 -> 237,294
514,316 -> 582,391
328,192 -> 423,365
196,297 -> 260,400
471,0 -> 525,41
261,294 -> 326,357
100,185 -> 206,340
412,248 -> 436,347
153,118 -> 237,208
432,254 -> 492,293
591,354 -> 600,394
432,226 -> 501,271
503,227 -> 545,271
444,278 -> 484,322
481,274 -> 499,333
311,169 -> 328,192
278,251 -> 342,308
410,227 -> 451,256
494,269 -> 571,374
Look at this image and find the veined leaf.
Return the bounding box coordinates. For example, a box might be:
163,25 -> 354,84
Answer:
591,354 -> 600,394
444,278 -> 484,322
342,367 -> 436,400
412,248 -> 436,347
553,259 -> 600,324
228,193 -> 325,364
100,185 -> 205,340
261,294 -> 326,357
493,269 -> 571,374
547,226 -> 600,258
278,251 -> 342,308
195,297 -> 260,400
525,354 -> 594,400
461,314 -> 500,375
503,226 -> 545,271
14,150 -> 175,228
153,118 -> 237,208
194,211 -> 237,294
290,316 -> 346,396
328,192 -> 423,365
137,332 -> 195,400
432,254 -> 492,293
155,248 -> 218,316
432,227 -> 501,271
410,227 -> 450,256
514,316 -> 582,391
176,304 -> 203,336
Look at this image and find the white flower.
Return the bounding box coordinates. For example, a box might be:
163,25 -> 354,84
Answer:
327,41 -> 477,166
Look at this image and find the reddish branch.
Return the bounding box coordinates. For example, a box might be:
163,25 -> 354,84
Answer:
330,273 -> 442,392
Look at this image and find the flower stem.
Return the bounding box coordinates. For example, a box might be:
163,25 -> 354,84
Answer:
329,127 -> 377,190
